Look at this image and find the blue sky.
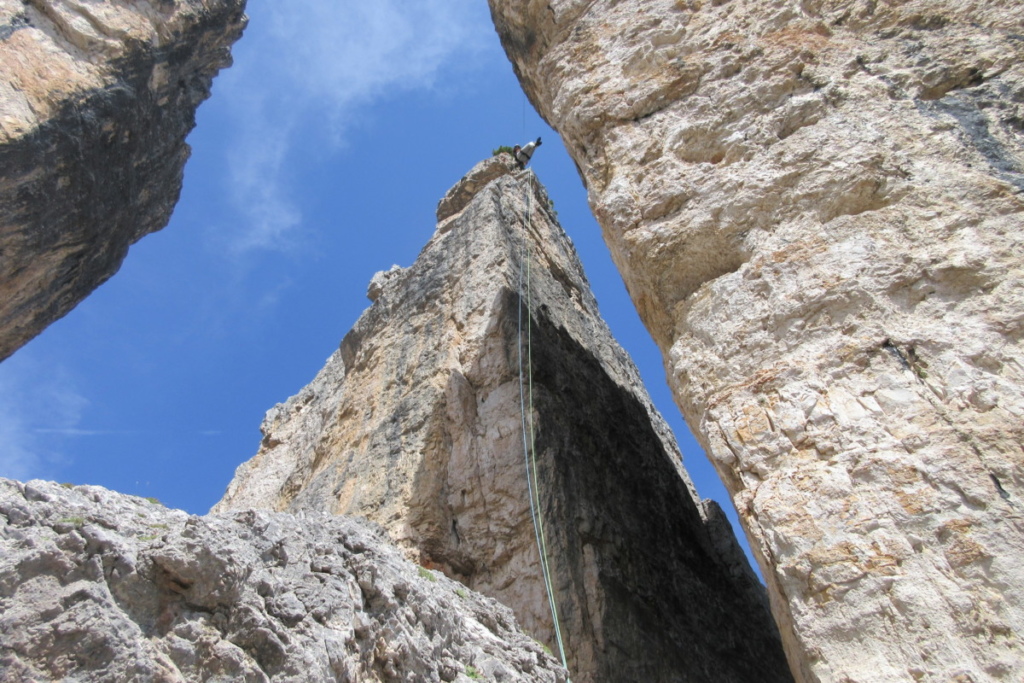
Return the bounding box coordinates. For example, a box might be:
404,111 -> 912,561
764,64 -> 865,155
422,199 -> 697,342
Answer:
0,0 -> 755,566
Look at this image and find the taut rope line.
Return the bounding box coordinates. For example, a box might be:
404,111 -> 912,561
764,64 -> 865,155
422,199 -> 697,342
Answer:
515,169 -> 570,674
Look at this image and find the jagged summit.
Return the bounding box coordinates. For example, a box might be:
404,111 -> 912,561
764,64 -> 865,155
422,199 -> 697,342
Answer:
216,159 -> 792,682
435,153 -> 521,224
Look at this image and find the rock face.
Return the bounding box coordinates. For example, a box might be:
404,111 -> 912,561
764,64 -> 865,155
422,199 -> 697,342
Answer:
0,0 -> 247,362
0,478 -> 567,682
486,1 -> 1024,681
216,157 -> 791,682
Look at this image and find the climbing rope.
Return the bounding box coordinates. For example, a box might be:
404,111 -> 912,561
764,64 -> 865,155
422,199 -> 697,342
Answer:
516,170 -> 570,674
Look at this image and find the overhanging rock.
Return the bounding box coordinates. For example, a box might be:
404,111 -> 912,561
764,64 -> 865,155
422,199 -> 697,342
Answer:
0,0 -> 247,361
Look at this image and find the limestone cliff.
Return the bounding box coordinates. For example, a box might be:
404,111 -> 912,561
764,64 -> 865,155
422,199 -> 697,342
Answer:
0,478 -> 567,682
216,156 -> 791,682
0,0 -> 247,361
486,1 -> 1024,681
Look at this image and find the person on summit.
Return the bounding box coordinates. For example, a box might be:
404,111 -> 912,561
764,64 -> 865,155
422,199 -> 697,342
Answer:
512,137 -> 542,168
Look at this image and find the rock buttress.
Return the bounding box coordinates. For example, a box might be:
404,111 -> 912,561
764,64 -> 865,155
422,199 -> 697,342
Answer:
0,478 -> 567,682
486,1 -> 1024,681
0,0 -> 247,361
215,156 -> 792,683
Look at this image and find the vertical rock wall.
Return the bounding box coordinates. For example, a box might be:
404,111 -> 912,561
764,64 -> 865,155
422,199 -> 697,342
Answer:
0,0 -> 247,361
216,157 -> 791,683
486,1 -> 1024,681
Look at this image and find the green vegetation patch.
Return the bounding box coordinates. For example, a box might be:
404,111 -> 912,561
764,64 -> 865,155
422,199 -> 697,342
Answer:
57,516 -> 86,527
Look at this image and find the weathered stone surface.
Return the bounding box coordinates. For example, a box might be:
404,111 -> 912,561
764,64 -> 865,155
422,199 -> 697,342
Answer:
0,478 -> 567,682
0,0 -> 247,362
436,153 -> 519,224
487,1 -> 1024,681
216,162 -> 791,682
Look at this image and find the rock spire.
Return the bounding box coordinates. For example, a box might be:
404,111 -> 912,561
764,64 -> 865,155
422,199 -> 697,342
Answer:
216,155 -> 791,682
486,0 -> 1024,681
0,0 -> 247,361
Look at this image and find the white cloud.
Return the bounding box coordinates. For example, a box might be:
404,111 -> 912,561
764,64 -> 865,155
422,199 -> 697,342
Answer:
216,0 -> 495,255
0,352 -> 87,481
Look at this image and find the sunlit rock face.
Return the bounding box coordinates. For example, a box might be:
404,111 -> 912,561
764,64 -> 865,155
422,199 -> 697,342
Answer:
216,158 -> 791,683
0,0 -> 247,361
486,1 -> 1024,681
0,478 -> 567,682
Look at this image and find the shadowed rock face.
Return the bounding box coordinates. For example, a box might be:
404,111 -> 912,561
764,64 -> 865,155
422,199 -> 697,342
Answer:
216,158 -> 791,683
0,478 -> 567,682
486,1 -> 1024,681
0,0 -> 247,362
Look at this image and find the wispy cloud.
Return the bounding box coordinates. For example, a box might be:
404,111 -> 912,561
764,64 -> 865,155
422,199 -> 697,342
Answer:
0,352 -> 87,481
216,0 -> 495,255
31,428 -> 138,437
0,351 -> 231,483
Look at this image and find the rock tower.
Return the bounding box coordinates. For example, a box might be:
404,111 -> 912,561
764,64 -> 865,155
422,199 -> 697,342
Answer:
486,1 -> 1024,680
217,156 -> 792,682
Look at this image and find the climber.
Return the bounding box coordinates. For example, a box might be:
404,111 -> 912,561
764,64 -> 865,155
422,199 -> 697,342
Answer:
513,137 -> 543,168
